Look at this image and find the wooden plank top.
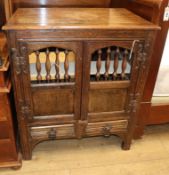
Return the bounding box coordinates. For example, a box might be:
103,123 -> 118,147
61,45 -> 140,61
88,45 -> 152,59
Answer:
3,8 -> 160,30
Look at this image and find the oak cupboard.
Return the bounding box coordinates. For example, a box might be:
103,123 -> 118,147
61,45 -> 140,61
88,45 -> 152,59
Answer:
3,8 -> 159,160
3,0 -> 168,140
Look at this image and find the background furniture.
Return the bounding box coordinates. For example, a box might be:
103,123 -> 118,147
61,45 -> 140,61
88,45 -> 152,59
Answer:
4,7 -> 158,159
0,32 -> 21,169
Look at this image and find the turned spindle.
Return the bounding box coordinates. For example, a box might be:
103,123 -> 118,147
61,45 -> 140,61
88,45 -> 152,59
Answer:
121,49 -> 128,80
55,49 -> 60,82
96,49 -> 102,81
64,50 -> 69,81
104,47 -> 111,80
35,51 -> 42,82
113,47 -> 120,80
45,48 -> 51,82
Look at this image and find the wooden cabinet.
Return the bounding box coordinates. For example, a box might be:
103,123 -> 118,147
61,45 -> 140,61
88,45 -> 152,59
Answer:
3,8 -> 159,160
0,32 -> 21,169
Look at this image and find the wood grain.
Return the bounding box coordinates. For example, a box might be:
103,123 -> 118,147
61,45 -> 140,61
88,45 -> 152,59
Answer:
3,8 -> 160,30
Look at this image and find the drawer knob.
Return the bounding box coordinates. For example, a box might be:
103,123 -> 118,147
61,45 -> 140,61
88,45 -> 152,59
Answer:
102,125 -> 112,137
48,128 -> 57,140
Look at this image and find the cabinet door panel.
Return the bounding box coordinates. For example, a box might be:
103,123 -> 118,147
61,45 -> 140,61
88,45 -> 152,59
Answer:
13,41 -> 82,124
89,88 -> 127,113
32,87 -> 74,116
81,41 -> 141,123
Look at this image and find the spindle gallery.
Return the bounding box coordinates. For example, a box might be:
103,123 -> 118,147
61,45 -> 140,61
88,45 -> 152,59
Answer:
30,47 -> 130,84
31,48 -> 74,83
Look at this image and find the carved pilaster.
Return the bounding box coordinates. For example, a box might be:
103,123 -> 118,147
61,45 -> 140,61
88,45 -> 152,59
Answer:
20,46 -> 29,74
127,93 -> 140,114
11,46 -> 29,75
135,42 -> 144,70
18,100 -> 32,121
141,40 -> 151,70
135,40 -> 151,71
11,48 -> 21,75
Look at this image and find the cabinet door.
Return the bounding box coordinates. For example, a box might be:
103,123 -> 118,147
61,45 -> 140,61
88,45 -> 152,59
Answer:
11,41 -> 82,158
12,41 -> 82,125
81,41 -> 142,134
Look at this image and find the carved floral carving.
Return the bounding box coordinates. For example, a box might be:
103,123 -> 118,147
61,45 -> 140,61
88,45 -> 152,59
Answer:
127,93 -> 140,114
11,46 -> 28,75
18,99 -> 31,120
11,48 -> 21,74
134,40 -> 151,71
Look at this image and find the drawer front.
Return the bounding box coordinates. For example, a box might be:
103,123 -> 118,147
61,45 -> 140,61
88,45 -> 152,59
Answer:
31,124 -> 75,141
0,121 -> 10,139
85,120 -> 128,137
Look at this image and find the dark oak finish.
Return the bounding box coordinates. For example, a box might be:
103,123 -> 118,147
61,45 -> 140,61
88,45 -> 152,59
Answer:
3,8 -> 158,160
2,0 -> 169,146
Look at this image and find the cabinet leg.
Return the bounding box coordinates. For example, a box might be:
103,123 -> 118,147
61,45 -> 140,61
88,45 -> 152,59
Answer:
23,154 -> 32,160
121,140 -> 131,150
22,150 -> 32,160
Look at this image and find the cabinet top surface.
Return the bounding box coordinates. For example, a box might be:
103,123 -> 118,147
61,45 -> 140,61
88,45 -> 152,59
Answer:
3,8 -> 159,30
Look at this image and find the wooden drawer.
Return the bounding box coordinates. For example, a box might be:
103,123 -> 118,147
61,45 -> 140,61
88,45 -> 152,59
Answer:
31,124 -> 75,140
0,121 -> 10,139
85,120 -> 128,137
